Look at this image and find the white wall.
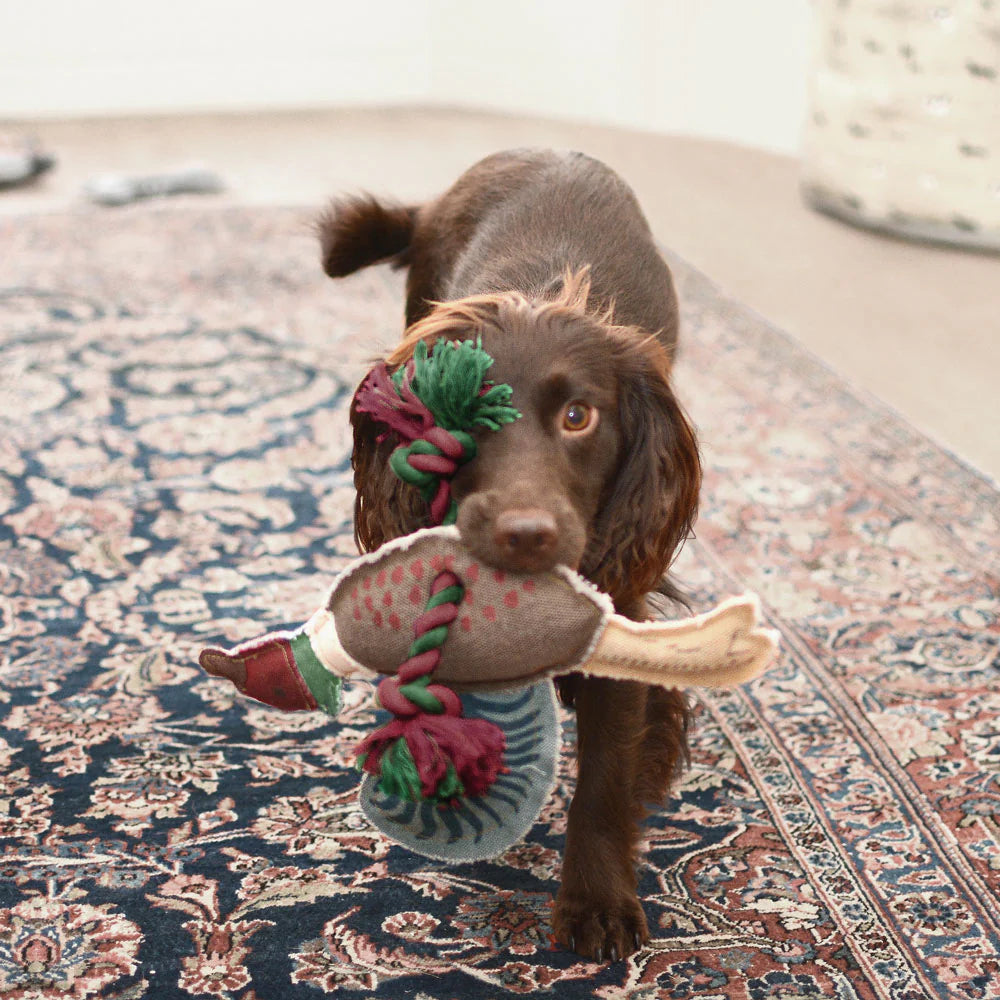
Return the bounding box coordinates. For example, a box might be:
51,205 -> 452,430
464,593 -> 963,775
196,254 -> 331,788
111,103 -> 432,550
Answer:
0,0 -> 810,155
0,1 -> 432,116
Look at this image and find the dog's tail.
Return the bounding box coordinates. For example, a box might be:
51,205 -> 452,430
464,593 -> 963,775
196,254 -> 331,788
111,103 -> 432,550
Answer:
317,195 -> 418,278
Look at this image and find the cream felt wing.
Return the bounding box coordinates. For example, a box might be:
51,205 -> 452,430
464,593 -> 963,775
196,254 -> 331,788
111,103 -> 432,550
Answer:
580,595 -> 779,689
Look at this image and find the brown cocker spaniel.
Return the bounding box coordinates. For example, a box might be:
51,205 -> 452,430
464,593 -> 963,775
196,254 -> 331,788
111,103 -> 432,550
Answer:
318,148 -> 701,962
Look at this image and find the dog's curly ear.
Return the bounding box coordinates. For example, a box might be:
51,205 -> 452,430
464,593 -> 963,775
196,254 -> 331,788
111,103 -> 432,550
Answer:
584,334 -> 701,610
350,383 -> 426,552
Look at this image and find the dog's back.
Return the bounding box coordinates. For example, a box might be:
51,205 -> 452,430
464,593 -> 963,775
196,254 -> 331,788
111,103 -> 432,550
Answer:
319,149 -> 678,348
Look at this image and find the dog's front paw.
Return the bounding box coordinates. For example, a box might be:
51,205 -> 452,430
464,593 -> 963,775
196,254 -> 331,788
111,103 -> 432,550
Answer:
552,887 -> 648,962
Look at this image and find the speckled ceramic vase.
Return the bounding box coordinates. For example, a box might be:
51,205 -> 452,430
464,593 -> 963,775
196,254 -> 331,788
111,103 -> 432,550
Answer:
802,0 -> 1000,251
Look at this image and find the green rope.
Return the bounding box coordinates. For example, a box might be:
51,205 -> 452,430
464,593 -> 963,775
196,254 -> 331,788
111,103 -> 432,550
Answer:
395,338 -> 520,432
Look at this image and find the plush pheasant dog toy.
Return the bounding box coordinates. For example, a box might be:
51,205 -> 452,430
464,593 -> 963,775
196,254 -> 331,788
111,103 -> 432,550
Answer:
199,339 -> 779,860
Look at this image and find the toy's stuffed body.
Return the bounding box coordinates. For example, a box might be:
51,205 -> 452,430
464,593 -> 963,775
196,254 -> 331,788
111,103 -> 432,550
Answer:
200,525 -> 778,860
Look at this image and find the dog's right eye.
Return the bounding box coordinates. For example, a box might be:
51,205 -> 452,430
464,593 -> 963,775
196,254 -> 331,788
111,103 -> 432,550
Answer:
561,401 -> 596,434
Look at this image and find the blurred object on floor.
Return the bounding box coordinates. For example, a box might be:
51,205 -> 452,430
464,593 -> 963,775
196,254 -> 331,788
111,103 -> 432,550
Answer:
84,165 -> 224,206
0,132 -> 55,189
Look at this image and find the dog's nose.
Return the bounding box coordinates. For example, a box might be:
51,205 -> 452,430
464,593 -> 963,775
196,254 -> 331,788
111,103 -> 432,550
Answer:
493,509 -> 559,566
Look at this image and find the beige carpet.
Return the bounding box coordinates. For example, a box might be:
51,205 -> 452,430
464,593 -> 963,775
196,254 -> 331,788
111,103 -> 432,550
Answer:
2,106 -> 998,481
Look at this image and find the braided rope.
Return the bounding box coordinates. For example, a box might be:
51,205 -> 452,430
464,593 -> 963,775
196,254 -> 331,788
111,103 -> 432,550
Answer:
376,571 -> 464,718
389,428 -> 475,526
351,339 -> 517,805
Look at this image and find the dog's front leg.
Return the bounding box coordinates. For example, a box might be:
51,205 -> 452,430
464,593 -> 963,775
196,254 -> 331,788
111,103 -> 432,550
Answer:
552,674 -> 650,961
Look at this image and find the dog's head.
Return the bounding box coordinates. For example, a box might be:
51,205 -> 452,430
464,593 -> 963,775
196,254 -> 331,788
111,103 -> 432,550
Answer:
350,270 -> 700,609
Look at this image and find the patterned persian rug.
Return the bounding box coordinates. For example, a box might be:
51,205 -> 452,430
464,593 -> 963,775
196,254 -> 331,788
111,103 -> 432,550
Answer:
1,206 -> 998,1000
